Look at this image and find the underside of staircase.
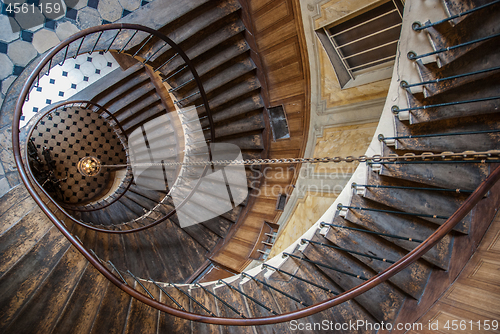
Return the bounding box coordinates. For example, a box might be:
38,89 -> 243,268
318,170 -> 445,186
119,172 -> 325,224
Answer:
1,0 -> 500,333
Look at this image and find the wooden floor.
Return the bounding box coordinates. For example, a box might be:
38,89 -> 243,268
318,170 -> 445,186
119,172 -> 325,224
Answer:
411,213 -> 500,334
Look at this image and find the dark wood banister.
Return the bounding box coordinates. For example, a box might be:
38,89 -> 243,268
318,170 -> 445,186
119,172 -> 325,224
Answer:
12,23 -> 500,325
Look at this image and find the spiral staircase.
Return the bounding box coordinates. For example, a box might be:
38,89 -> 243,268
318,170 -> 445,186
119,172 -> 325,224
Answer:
1,0 -> 500,333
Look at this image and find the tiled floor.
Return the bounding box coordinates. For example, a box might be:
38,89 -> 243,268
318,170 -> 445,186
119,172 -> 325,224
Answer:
21,50 -> 118,127
32,106 -> 126,203
0,0 -> 153,109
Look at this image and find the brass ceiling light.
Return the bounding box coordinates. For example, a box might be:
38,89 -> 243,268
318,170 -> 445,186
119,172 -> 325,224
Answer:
77,156 -> 101,177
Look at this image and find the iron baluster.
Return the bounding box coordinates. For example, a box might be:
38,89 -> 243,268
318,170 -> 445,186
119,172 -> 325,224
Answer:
283,253 -> 369,281
407,32 -> 500,60
241,272 -> 310,306
195,283 -> 246,318
338,204 -> 449,219
170,283 -> 217,316
128,270 -> 155,299
262,264 -> 338,295
217,280 -> 278,315
302,239 -> 396,264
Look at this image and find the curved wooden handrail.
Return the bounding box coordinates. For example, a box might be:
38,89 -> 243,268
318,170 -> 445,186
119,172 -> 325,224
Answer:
13,23 -> 213,236
12,24 -> 500,325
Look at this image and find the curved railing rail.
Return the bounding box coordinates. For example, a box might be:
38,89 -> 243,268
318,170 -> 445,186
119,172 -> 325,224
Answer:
14,23 -> 215,235
12,4 -> 500,326
25,100 -> 133,212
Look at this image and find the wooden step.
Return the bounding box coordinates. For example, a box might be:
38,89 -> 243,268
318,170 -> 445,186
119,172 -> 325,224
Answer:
0,226 -> 71,328
323,219 -> 432,300
189,284 -> 221,334
123,280 -> 160,334
177,57 -> 256,106
158,15 -> 246,76
3,247 -> 88,333
104,81 -> 156,115
128,184 -> 165,203
123,191 -> 157,211
156,217 -> 209,280
344,197 -> 453,270
0,185 -> 35,236
393,113 -> 500,152
424,2 -> 500,67
441,0 -> 492,26
165,207 -> 219,252
172,36 -> 250,91
208,76 -> 261,110
70,64 -> 143,103
237,274 -> 293,334
201,94 -> 264,126
378,161 -> 490,191
122,104 -> 168,134
115,92 -> 162,123
211,282 -> 255,334
277,255 -> 378,331
157,284 -> 192,333
362,170 -> 471,233
0,207 -> 53,276
144,0 -> 242,68
90,270 -> 132,334
93,66 -> 149,106
299,233 -> 406,323
51,263 -> 109,334
405,74 -> 500,124
413,39 -> 500,98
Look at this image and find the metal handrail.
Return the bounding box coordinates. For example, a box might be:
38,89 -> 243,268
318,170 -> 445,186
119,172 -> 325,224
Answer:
11,25 -> 500,326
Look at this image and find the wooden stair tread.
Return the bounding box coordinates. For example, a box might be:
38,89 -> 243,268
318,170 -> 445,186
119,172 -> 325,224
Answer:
4,247 -> 88,333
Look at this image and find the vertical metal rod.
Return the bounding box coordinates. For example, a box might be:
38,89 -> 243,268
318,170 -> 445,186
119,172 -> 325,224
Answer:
414,0 -> 500,31
127,270 -> 155,299
73,36 -> 86,59
162,65 -> 188,82
195,283 -> 246,318
144,42 -> 168,63
61,45 -> 70,66
302,239 -> 395,263
241,272 -> 310,306
133,34 -> 154,57
150,278 -> 186,311
90,31 -> 103,55
218,280 -> 278,315
170,283 -> 217,316
338,204 -> 449,219
320,222 -> 424,243
47,58 -> 53,75
283,252 -> 369,280
106,29 -> 122,53
262,264 -> 338,294
119,30 -> 138,53
154,53 -> 179,72
108,260 -> 127,284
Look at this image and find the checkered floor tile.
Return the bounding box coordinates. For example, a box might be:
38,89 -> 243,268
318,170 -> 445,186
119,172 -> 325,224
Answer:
32,106 -> 126,204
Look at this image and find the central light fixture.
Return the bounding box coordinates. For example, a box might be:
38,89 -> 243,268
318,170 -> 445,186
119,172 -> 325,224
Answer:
77,156 -> 101,177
